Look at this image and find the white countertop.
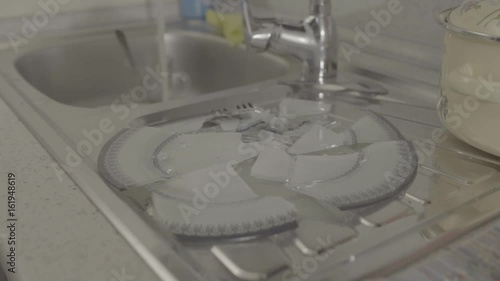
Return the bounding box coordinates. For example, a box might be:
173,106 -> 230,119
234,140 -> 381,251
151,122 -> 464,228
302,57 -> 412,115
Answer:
0,96 -> 159,281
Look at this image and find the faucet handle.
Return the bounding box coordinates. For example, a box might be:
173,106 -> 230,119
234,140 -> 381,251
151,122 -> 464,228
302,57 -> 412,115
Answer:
241,0 -> 277,29
241,0 -> 338,82
241,0 -> 278,51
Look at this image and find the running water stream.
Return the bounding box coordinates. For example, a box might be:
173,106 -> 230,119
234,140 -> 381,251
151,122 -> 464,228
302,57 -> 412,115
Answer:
155,0 -> 170,101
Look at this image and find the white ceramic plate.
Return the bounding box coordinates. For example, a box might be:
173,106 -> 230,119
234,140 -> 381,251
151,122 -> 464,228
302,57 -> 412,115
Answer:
151,190 -> 297,237
98,100 -> 416,236
288,112 -> 404,154
287,140 -> 418,210
98,126 -> 299,237
99,128 -> 261,190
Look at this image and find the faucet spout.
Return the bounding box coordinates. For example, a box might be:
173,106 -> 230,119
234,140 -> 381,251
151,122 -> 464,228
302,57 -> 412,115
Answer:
241,0 -> 338,83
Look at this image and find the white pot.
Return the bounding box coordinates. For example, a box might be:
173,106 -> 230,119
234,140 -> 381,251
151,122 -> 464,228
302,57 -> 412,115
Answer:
438,2 -> 500,157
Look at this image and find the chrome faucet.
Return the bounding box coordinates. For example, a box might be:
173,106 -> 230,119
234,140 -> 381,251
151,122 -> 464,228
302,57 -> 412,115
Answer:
242,0 -> 338,84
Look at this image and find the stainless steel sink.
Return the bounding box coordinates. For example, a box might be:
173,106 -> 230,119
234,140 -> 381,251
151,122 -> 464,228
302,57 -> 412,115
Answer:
14,28 -> 291,108
3,19 -> 500,281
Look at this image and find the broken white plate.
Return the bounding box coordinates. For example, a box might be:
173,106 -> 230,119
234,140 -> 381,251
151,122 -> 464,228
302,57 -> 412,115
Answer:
242,129 -> 293,147
251,147 -> 295,182
279,98 -> 332,118
99,128 -> 258,189
237,109 -> 273,132
153,162 -> 259,203
343,112 -> 404,145
99,126 -> 291,190
288,112 -> 404,154
288,141 -> 418,210
288,124 -> 344,154
151,192 -> 297,237
99,125 -> 300,238
99,127 -> 177,190
154,132 -> 252,175
290,152 -> 364,185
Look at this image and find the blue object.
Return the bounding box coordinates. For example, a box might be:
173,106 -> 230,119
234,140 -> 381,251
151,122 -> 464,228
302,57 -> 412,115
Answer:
180,0 -> 211,20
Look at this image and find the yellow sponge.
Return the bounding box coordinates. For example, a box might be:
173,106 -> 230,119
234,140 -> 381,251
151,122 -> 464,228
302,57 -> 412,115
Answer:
206,9 -> 245,46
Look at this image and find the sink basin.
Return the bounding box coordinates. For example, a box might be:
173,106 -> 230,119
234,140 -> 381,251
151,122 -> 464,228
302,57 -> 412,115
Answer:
15,28 -> 291,108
